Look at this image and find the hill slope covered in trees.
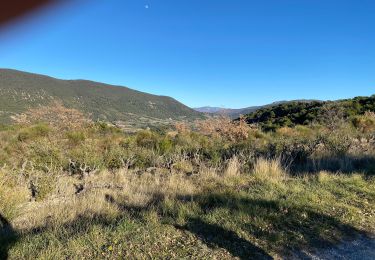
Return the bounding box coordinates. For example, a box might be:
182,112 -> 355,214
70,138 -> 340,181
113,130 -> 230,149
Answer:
243,95 -> 375,131
0,69 -> 202,124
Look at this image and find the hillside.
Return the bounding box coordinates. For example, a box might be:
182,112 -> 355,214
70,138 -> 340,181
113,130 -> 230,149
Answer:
0,69 -> 202,125
243,95 -> 375,131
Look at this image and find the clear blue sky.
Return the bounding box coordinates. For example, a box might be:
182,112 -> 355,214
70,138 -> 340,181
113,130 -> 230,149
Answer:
0,0 -> 374,108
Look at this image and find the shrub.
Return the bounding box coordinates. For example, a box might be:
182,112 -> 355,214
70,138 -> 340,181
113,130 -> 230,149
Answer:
175,122 -> 191,134
17,124 -> 51,142
136,130 -> 159,149
174,160 -> 194,174
12,101 -> 92,131
196,116 -> 250,142
67,143 -> 103,173
66,131 -> 86,145
119,138 -> 133,149
133,149 -> 158,168
104,147 -> 128,170
26,141 -> 63,172
352,111 -> 375,133
319,130 -> 354,157
95,121 -> 122,135
158,137 -> 174,154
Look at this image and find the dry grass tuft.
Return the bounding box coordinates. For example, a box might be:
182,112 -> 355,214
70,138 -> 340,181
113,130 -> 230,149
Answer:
253,157 -> 287,183
0,170 -> 29,220
224,156 -> 241,177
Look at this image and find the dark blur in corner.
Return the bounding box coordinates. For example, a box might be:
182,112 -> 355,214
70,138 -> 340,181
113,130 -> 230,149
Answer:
1,0 -> 59,27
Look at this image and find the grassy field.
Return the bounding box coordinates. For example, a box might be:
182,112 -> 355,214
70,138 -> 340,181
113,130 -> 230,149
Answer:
1,167 -> 374,259
1,103 -> 375,259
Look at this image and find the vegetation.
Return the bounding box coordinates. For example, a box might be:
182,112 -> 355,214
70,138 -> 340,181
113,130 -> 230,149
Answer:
195,100 -> 319,119
244,95 -> 375,131
0,102 -> 374,259
0,69 -> 202,125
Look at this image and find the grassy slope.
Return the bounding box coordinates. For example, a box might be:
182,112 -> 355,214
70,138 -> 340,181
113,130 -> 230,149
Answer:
0,69 -> 202,123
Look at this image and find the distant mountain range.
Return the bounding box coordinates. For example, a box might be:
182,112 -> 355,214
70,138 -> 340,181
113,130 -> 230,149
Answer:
194,106 -> 262,118
0,69 -> 202,124
194,100 -> 320,119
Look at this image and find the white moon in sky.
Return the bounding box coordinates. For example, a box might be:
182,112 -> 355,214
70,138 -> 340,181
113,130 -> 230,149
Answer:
145,5 -> 149,9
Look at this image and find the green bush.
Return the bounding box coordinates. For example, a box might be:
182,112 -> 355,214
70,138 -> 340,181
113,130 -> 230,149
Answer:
95,121 -> 122,135
27,141 -> 63,171
133,148 -> 158,168
66,131 -> 86,145
103,147 -> 128,170
67,143 -> 103,172
136,130 -> 159,149
158,137 -> 173,154
17,124 -> 51,142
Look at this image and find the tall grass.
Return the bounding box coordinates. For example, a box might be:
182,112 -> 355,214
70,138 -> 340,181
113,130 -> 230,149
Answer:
253,157 -> 286,183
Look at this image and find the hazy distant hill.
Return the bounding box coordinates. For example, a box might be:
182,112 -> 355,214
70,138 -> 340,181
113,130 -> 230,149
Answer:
194,106 -> 262,118
195,100 -> 319,119
194,106 -> 227,113
0,69 -> 202,124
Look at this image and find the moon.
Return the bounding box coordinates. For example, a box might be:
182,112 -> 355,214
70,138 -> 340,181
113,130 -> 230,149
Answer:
145,5 -> 149,9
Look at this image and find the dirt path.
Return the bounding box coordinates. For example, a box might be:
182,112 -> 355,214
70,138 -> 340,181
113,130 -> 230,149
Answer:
291,235 -> 375,259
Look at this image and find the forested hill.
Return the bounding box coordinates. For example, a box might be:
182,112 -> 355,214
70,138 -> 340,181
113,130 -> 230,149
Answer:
0,69 -> 202,123
242,95 -> 375,131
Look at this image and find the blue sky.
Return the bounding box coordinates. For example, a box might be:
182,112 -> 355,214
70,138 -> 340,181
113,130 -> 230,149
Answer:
0,0 -> 374,108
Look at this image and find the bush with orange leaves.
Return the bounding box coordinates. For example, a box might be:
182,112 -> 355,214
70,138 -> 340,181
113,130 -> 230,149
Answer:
195,116 -> 250,142
11,101 -> 92,131
174,122 -> 191,134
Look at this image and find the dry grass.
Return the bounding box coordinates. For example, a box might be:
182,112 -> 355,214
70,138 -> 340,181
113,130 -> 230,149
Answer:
9,169 -> 199,233
253,157 -> 287,183
0,170 -> 29,220
224,156 -> 241,177
1,166 -> 375,259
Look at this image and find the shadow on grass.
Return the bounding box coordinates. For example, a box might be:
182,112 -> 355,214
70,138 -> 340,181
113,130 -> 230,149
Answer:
289,155 -> 375,176
104,193 -> 272,259
0,210 -> 122,259
191,193 -> 365,254
1,190 -> 369,259
174,218 -> 272,259
0,213 -> 17,260
106,192 -> 368,259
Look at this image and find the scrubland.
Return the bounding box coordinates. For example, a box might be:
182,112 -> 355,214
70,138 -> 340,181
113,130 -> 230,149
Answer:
1,103 -> 375,259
